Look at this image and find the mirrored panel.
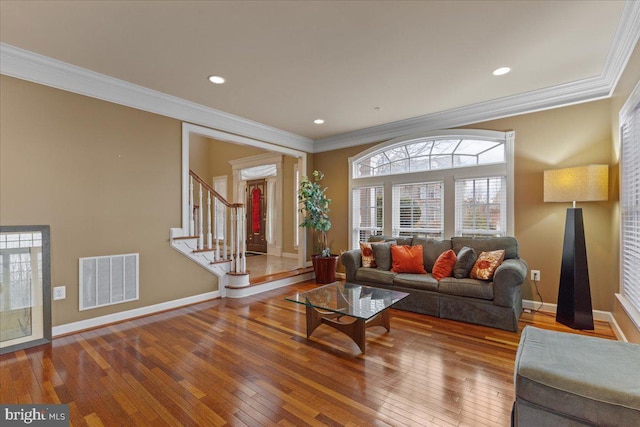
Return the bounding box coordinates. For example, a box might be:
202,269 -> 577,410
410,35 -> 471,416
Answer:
0,225 -> 51,354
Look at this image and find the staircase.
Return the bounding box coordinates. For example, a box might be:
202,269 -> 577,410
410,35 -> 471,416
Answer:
170,170 -> 250,296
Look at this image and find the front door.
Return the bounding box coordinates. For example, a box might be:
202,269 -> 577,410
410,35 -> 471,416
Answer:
246,179 -> 267,253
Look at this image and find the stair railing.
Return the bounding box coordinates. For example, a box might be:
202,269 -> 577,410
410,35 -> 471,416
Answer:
189,170 -> 246,273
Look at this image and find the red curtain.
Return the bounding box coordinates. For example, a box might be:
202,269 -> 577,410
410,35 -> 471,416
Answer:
251,188 -> 261,233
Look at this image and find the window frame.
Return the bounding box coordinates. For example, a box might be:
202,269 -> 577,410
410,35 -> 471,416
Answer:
348,129 -> 514,249
618,79 -> 640,332
351,185 -> 384,245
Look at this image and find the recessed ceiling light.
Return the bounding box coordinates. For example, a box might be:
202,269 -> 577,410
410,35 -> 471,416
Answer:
208,75 -> 225,84
313,119 -> 325,124
492,67 -> 511,76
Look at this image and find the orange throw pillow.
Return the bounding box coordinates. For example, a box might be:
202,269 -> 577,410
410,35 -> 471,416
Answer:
432,249 -> 457,280
470,249 -> 505,280
391,245 -> 427,274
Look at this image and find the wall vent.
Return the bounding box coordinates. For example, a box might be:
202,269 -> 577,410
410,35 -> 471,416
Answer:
79,253 -> 139,311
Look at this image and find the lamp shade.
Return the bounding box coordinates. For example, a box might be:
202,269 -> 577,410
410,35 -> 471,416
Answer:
544,165 -> 608,203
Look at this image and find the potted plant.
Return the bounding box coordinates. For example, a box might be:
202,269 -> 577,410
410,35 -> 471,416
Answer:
298,170 -> 339,283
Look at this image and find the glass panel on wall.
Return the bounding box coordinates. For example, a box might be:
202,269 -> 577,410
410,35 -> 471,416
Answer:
0,226 -> 51,355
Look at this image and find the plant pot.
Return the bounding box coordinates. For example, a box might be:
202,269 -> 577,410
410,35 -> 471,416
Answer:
311,254 -> 339,284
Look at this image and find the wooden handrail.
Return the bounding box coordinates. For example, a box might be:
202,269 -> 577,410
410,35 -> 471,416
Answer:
189,170 -> 243,208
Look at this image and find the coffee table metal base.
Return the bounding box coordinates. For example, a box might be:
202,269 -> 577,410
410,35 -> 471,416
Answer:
305,305 -> 391,353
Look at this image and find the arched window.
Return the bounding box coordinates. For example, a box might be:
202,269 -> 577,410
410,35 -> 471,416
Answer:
349,129 -> 514,248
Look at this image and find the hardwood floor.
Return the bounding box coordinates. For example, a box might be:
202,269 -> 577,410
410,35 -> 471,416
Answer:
1,281 -> 615,426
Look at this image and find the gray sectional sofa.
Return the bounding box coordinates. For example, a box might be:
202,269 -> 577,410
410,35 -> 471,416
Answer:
341,236 -> 528,331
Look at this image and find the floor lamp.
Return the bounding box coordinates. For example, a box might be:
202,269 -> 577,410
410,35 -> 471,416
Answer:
543,165 -> 608,330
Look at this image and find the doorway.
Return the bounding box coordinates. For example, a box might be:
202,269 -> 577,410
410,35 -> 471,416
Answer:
246,179 -> 267,253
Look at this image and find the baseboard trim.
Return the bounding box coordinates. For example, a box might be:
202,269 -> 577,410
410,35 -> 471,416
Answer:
52,290 -> 220,337
225,272 -> 314,298
522,299 -> 628,342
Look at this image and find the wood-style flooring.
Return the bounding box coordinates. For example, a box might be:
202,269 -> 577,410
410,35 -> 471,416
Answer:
0,281 -> 615,426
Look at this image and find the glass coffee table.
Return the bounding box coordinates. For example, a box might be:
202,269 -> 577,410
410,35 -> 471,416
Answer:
285,282 -> 409,353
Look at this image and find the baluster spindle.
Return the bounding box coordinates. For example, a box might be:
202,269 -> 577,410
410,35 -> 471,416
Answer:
189,176 -> 195,236
223,204 -> 228,261
198,183 -> 204,250
207,191 -> 212,250
213,198 -> 219,261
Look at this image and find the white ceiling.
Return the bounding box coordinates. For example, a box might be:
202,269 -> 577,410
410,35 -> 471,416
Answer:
0,0 -> 634,144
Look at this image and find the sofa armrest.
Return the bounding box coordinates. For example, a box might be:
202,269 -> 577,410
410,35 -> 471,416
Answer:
341,250 -> 362,282
493,258 -> 528,307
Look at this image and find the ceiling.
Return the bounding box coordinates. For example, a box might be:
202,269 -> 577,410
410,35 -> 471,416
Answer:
0,0 -> 633,144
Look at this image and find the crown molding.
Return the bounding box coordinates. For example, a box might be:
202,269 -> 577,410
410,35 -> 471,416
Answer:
602,0 -> 640,90
2,0 -> 638,156
0,43 -> 314,153
314,0 -> 640,153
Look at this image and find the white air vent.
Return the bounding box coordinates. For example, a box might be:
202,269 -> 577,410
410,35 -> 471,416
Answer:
79,253 -> 139,311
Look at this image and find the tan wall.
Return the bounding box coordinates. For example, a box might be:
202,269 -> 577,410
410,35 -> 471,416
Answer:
469,100 -> 614,311
314,100 -> 615,311
189,134 -> 212,182
0,76 -> 216,327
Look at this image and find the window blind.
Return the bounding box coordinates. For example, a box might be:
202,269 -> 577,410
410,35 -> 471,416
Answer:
455,177 -> 507,236
621,103 -> 640,316
352,186 -> 383,246
392,182 -> 444,238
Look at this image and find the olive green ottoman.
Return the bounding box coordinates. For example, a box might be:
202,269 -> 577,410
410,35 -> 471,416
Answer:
512,326 -> 640,426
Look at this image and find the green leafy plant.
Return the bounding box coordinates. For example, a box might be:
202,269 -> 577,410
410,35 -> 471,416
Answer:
298,170 -> 332,257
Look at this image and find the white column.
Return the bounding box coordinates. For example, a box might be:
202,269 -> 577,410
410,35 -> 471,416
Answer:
235,207 -> 241,272
230,207 -> 235,271
241,206 -> 247,273
207,191 -> 212,250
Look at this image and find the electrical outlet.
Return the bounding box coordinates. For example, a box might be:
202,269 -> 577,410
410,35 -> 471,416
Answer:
53,286 -> 66,300
530,270 -> 541,281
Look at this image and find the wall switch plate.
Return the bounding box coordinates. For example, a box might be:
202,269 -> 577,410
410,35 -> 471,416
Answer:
53,286 -> 66,300
530,270 -> 540,281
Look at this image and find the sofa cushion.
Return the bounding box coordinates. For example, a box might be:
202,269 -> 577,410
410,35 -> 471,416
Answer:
413,238 -> 452,272
432,249 -> 456,280
391,245 -> 427,274
371,242 -> 396,270
355,268 -> 397,286
454,246 -> 477,279
438,277 -> 494,300
393,273 -> 438,292
470,250 -> 505,280
452,236 -> 518,259
360,241 -> 390,268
